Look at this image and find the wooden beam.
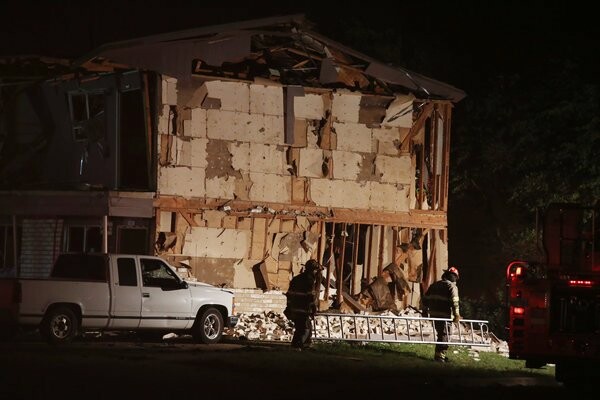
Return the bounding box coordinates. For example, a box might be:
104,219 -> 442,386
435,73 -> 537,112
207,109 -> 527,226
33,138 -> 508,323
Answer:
337,223 -> 347,305
351,223 -> 360,295
178,211 -> 197,227
154,196 -> 447,229
378,225 -> 384,275
324,222 -> 335,302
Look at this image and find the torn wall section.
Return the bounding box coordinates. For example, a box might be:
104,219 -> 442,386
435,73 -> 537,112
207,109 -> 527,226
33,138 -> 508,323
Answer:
154,77 -> 450,303
156,78 -> 418,212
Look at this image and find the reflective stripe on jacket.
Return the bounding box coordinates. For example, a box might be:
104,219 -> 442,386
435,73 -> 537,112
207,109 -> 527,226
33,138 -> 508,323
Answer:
423,278 -> 460,318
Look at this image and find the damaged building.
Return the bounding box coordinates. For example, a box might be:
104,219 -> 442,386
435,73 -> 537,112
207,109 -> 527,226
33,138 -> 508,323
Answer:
0,15 -> 465,314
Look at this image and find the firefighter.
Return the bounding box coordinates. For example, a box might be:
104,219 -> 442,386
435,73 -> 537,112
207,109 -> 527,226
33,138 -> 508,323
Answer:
422,266 -> 461,362
284,259 -> 323,350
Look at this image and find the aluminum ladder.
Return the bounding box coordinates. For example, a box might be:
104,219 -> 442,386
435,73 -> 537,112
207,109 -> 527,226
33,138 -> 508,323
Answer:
311,312 -> 491,347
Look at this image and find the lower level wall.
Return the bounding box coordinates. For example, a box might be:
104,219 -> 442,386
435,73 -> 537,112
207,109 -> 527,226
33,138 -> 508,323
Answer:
232,288 -> 286,315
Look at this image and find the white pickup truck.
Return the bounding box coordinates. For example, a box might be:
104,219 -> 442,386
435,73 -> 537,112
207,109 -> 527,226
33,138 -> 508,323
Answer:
0,253 -> 238,344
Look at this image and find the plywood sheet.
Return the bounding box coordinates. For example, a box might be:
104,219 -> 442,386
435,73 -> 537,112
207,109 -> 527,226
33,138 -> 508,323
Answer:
229,142 -> 250,172
280,220 -> 295,232
372,127 -> 400,155
250,218 -> 267,260
247,114 -> 283,145
202,80 -> 250,113
237,217 -> 252,230
190,138 -> 208,168
234,173 -> 253,201
334,122 -> 372,153
329,180 -> 370,209
248,173 -> 290,203
331,92 -> 361,123
207,110 -> 252,141
266,218 -> 280,234
311,179 -> 373,209
203,210 -> 226,228
249,143 -> 285,174
159,134 -> 172,166
250,84 -> 284,116
158,166 -> 205,198
222,216 -> 237,229
175,137 -> 191,166
158,211 -> 173,232
189,257 -> 236,287
294,93 -> 325,120
369,181 -> 410,212
298,148 -> 324,178
205,176 -> 235,199
293,119 -> 308,148
158,105 -> 170,135
374,154 -> 412,184
291,177 -> 306,204
331,150 -> 362,181
183,227 -> 249,258
233,259 -> 255,289
162,77 -> 177,106
190,108 -> 207,138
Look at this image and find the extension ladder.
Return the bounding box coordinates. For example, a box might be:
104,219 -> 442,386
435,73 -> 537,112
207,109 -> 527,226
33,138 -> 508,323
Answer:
311,312 -> 491,347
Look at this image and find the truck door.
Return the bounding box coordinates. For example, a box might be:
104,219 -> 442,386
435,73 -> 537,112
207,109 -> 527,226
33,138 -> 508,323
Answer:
138,257 -> 192,329
108,256 -> 142,329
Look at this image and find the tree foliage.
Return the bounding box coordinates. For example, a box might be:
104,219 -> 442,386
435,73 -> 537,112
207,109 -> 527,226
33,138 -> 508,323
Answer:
452,60 -> 600,212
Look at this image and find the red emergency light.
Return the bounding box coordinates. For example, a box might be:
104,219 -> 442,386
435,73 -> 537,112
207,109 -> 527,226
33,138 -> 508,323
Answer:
567,279 -> 593,287
512,306 -> 525,315
506,261 -> 528,279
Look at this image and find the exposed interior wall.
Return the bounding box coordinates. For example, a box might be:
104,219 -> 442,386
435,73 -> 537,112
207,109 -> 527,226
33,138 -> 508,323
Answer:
154,76 -> 452,310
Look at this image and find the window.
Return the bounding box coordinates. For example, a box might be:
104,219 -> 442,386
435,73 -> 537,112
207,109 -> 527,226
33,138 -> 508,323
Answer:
52,253 -> 107,281
68,91 -> 106,142
66,225 -> 102,253
117,258 -> 138,286
0,225 -> 21,269
140,258 -> 178,288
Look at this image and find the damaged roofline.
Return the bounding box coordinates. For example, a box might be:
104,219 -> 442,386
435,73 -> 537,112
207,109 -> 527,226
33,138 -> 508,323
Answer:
304,29 -> 466,103
72,13 -> 465,102
73,13 -> 306,67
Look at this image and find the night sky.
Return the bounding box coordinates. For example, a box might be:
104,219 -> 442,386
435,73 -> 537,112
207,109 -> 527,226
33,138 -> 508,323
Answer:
2,1 -> 597,94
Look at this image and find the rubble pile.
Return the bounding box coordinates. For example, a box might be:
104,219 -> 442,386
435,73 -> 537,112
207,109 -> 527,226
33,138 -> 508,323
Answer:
227,308 -> 510,357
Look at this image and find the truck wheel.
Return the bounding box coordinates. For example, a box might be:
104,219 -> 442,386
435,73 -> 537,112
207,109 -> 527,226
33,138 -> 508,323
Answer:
192,307 -> 223,344
41,306 -> 79,345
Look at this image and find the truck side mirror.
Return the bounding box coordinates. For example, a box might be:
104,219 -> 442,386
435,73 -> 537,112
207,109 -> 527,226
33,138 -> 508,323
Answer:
180,280 -> 189,289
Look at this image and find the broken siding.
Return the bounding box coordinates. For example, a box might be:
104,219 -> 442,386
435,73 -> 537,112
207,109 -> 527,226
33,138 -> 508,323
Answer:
183,227 -> 249,258
155,78 -> 450,302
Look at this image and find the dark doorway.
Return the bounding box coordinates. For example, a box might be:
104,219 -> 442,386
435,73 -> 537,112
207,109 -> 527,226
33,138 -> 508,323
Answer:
118,227 -> 148,254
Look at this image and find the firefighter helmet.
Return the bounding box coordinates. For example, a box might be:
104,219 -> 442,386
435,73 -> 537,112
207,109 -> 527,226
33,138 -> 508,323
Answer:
447,266 -> 460,279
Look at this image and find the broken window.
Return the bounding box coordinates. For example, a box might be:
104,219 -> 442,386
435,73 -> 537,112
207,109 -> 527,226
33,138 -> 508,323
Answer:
0,225 -> 21,269
65,225 -> 102,253
68,91 -> 106,142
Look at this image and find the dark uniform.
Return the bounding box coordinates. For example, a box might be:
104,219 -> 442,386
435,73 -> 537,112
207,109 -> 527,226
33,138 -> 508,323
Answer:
422,267 -> 461,362
284,260 -> 322,350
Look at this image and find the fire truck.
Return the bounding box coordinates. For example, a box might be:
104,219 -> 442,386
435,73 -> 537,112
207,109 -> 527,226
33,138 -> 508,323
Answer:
506,203 -> 600,386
